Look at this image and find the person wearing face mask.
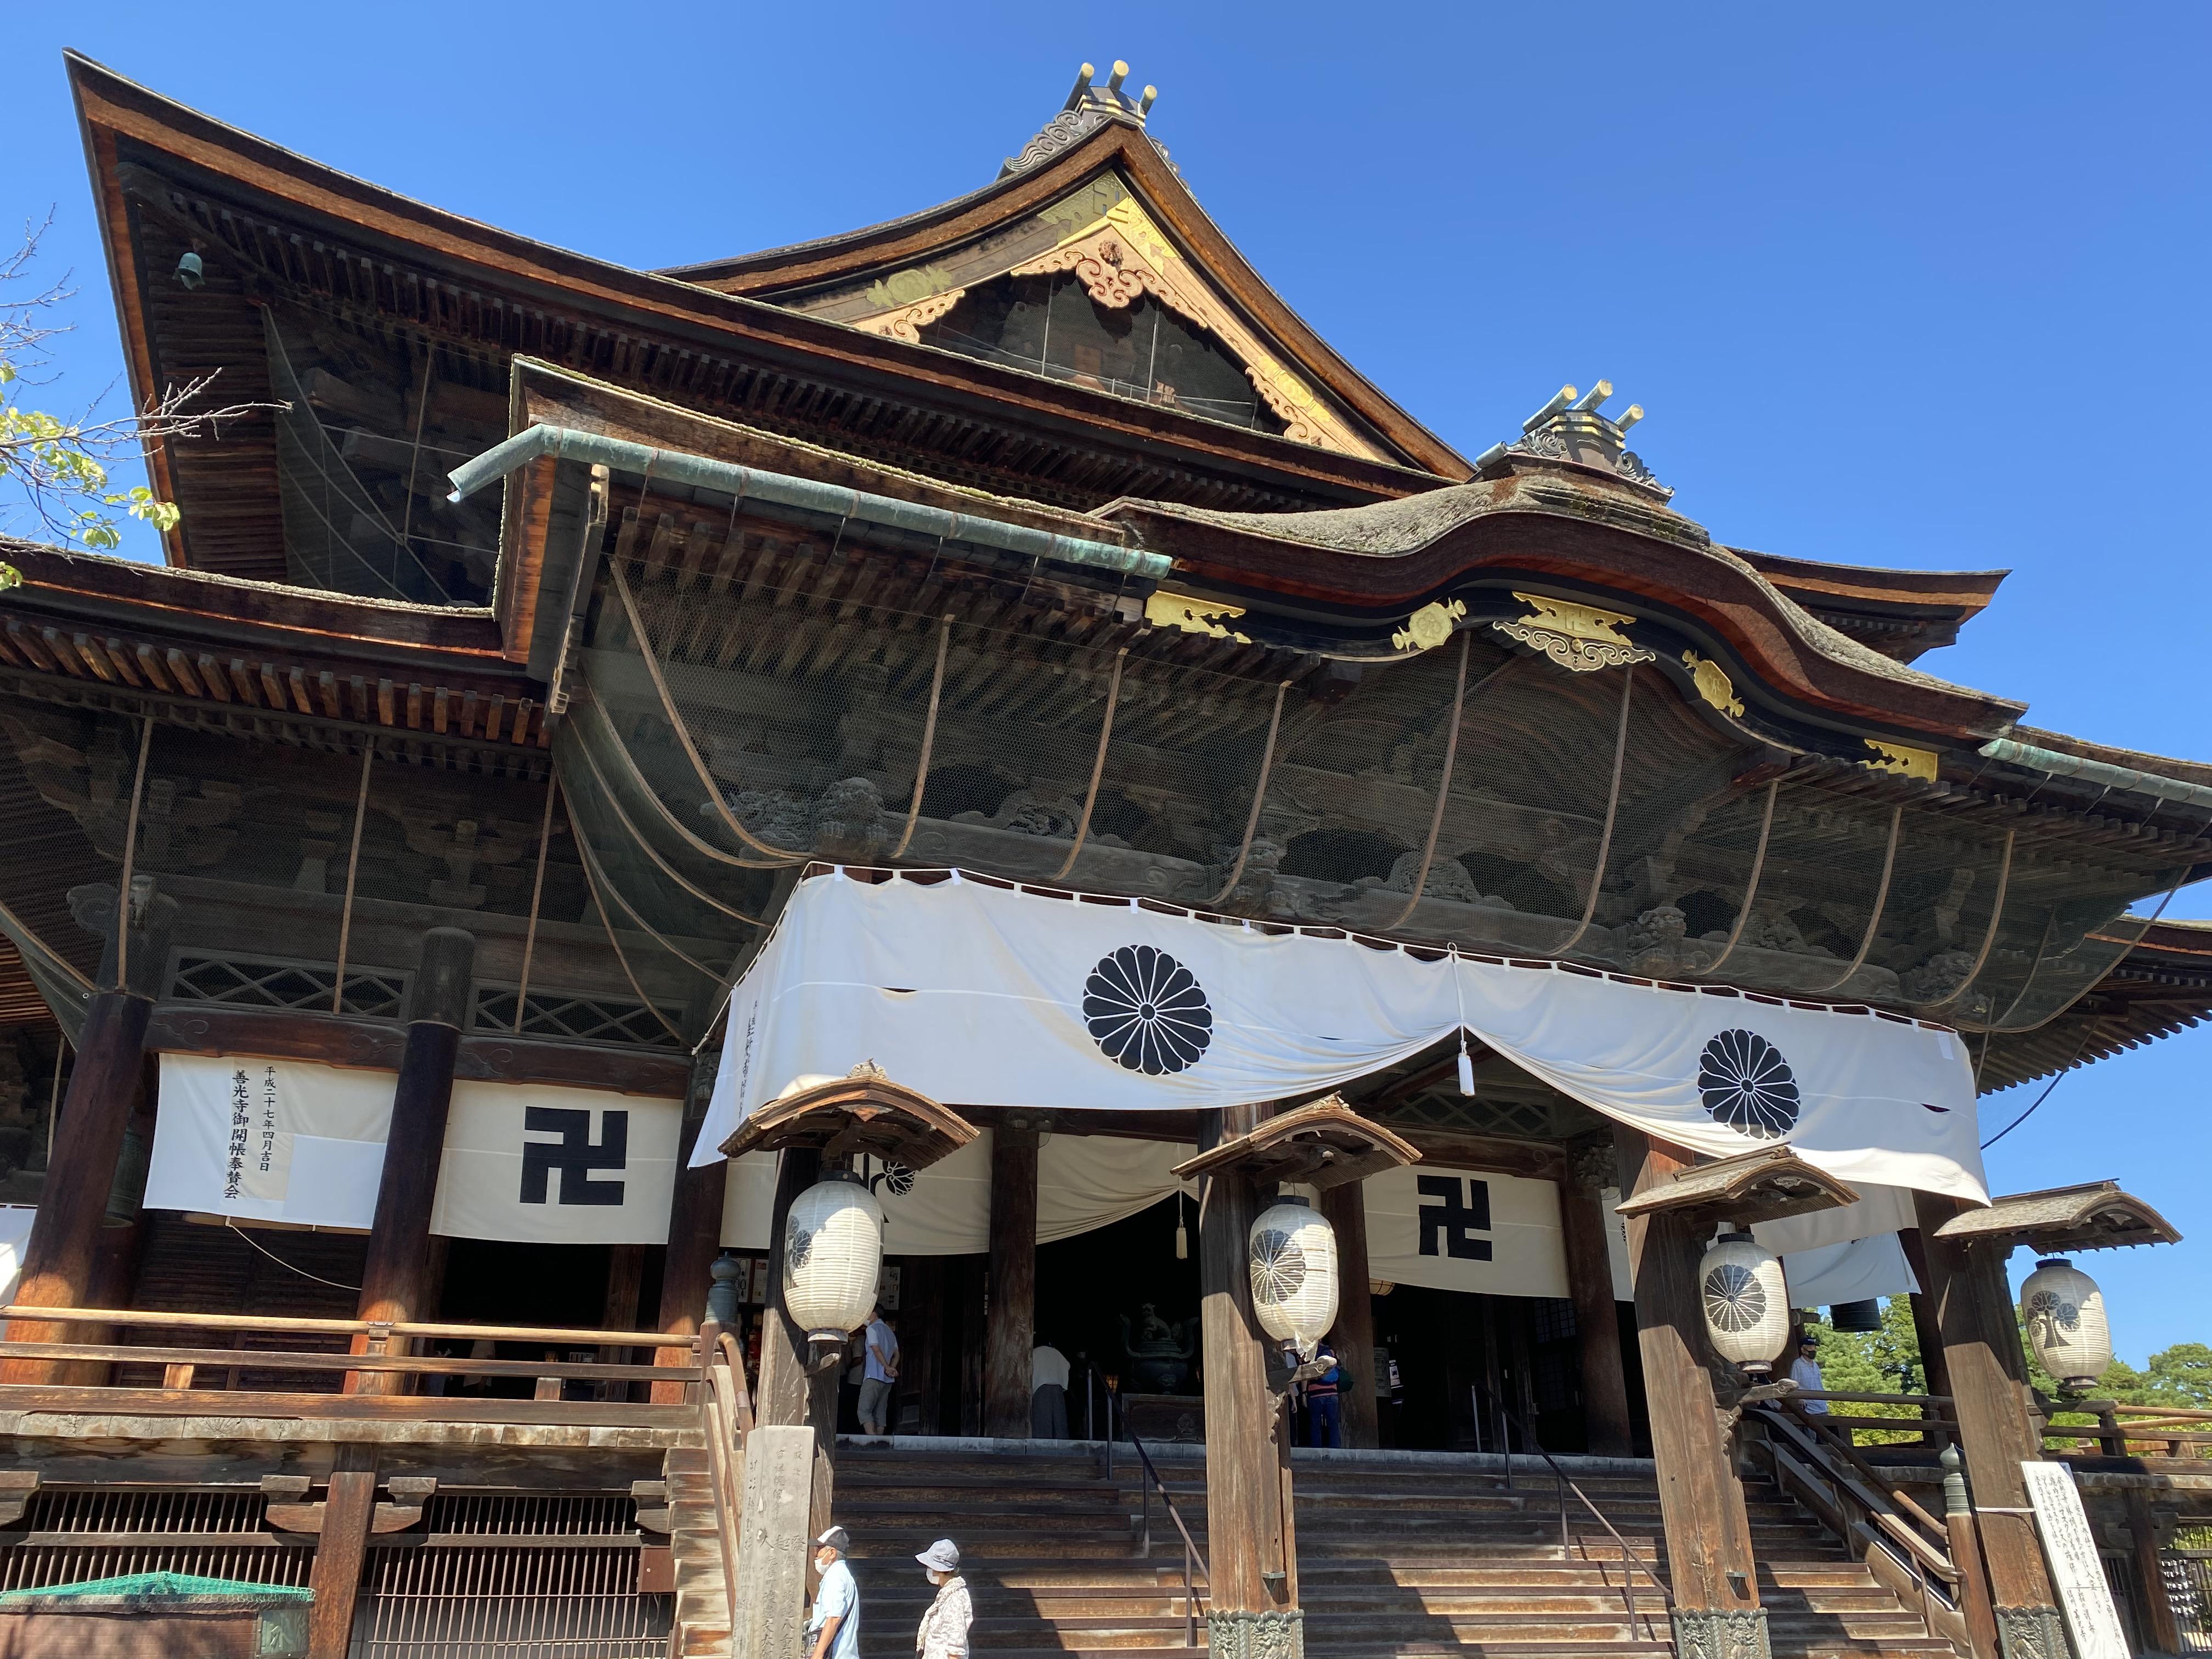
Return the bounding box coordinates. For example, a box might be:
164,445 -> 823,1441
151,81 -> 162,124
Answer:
806,1526 -> 860,1659
912,1539 -> 970,1659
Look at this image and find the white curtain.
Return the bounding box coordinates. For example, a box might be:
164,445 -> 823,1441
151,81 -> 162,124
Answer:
702,872 -> 1988,1207
0,1206 -> 32,1304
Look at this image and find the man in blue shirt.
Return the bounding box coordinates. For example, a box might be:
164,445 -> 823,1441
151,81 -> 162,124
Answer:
807,1526 -> 860,1659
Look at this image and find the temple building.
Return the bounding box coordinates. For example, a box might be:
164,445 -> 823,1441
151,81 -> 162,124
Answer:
0,50 -> 2206,1659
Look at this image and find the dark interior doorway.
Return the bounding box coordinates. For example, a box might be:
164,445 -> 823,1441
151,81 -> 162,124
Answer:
1035,1194 -> 1201,1437
1374,1285 -> 1592,1453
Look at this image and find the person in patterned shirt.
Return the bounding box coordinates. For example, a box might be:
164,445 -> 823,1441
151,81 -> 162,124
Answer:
912,1539 -> 970,1659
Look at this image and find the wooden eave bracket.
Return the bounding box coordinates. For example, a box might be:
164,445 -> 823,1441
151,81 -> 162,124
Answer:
1612,1144 -> 1857,1228
1169,1094 -> 1419,1191
0,1471 -> 36,1527
718,1063 -> 978,1170
1933,1180 -> 2181,1254
262,1473 -> 433,1535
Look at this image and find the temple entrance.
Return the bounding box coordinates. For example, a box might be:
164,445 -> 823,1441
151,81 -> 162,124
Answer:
1035,1193 -> 1200,1439
432,1240 -> 661,1399
1373,1285 -> 1598,1454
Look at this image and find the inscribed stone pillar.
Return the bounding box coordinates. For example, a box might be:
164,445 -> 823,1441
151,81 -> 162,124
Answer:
1911,1192 -> 2068,1659
1316,1182 -> 1378,1449
1561,1139 -> 1635,1456
352,928 -> 473,1392
984,1125 -> 1039,1437
1198,1104 -> 1300,1659
1616,1126 -> 1768,1659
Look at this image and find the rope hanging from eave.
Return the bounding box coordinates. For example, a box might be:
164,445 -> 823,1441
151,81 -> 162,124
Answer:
1917,828 -> 2017,1011
605,556 -> 808,865
110,716 -> 153,994
1701,778 -> 1780,977
568,736 -> 763,926
1050,647 -> 1129,882
576,696 -> 791,873
1208,680 -> 1291,910
563,794 -> 689,1046
1809,802 -> 1902,995
1958,849 -> 2198,1036
512,769 -> 562,1032
1553,663 -> 1638,958
569,804 -> 731,985
330,743 -> 376,1015
1384,633 -> 1473,932
891,614 -> 955,861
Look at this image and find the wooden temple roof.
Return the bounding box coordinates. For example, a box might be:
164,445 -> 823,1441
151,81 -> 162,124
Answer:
67,50 -> 2006,664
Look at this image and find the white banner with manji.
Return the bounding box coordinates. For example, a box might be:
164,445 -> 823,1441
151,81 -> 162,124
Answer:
146,1054 -> 681,1244
701,871 -> 1988,1206
720,1136 -> 1575,1301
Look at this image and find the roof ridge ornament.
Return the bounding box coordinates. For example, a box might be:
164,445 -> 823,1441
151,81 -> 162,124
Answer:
1001,61 -> 1159,180
1474,381 -> 1673,499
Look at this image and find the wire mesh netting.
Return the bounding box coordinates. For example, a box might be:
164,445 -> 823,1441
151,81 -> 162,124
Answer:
567,521 -> 2197,1040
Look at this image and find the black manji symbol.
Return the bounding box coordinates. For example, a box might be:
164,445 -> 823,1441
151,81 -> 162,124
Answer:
520,1107 -> 629,1206
1416,1174 -> 1493,1261
1082,945 -> 1214,1075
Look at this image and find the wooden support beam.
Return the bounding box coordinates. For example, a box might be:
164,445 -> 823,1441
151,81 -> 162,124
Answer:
1317,1182 -> 1378,1450
1616,1126 -> 1769,1659
1198,1103 -> 1301,1658
1911,1190 -> 2067,1659
352,928 -> 473,1392
304,1448 -> 377,1659
984,1125 -> 1039,1438
0,991 -> 151,1384
1560,1142 -> 1635,1457
651,1091 -> 729,1406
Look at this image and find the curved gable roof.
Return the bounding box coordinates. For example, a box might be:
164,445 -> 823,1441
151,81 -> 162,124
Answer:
661,108 -> 1469,478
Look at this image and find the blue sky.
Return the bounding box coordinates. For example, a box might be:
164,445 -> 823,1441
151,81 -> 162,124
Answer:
10,3 -> 2208,1358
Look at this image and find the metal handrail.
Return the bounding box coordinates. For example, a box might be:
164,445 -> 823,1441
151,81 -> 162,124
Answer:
1492,1401 -> 1669,1644
1109,1386 -> 1209,1645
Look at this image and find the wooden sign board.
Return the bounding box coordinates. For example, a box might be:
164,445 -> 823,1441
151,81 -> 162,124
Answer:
731,1425 -> 813,1659
2021,1460 -> 2129,1659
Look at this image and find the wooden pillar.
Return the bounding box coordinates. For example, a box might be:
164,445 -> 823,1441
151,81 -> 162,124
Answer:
902,1257 -> 945,1435
1,991 -> 153,1381
2123,1486 -> 2182,1657
304,1447 -> 378,1659
1561,1141 -> 1635,1456
1616,1126 -> 1768,1659
352,929 -> 472,1393
985,1125 -> 1039,1438
1318,1182 -> 1378,1449
1896,1228 -> 1955,1403
1912,1192 -> 2067,1659
1198,1104 -> 1300,1659
652,1066 -> 731,1404
754,1148 -> 837,1534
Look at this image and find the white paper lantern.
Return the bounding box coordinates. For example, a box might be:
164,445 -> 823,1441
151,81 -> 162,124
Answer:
1248,1198 -> 1339,1356
1699,1231 -> 1791,1375
2021,1257 -> 2112,1389
782,1174 -> 884,1342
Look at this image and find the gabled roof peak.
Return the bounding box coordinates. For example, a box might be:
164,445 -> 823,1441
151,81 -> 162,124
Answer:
1001,60 -> 1164,180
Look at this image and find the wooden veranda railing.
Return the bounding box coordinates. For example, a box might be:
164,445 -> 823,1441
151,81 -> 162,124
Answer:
2036,1398 -> 2212,1460
0,1304 -> 703,1418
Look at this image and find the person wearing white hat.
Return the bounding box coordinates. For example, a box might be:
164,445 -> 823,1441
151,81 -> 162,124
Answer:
807,1526 -> 859,1659
912,1538 -> 970,1659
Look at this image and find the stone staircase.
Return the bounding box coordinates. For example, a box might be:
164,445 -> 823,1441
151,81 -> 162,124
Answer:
660,1438 -> 1963,1657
